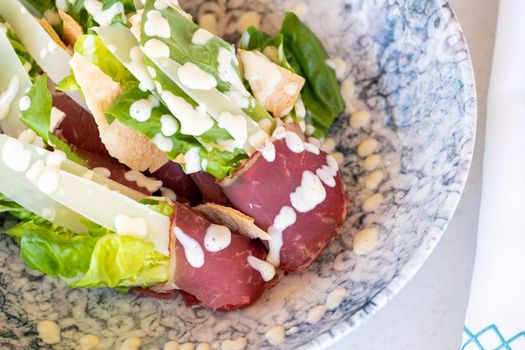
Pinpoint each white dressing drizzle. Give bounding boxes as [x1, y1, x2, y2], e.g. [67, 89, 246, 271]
[0, 76, 19, 121]
[130, 94, 159, 122]
[258, 139, 276, 162]
[144, 10, 170, 38]
[173, 226, 205, 268]
[128, 46, 155, 91]
[153, 133, 173, 152]
[218, 111, 248, 149]
[178, 62, 217, 90]
[247, 255, 275, 281]
[183, 147, 201, 173]
[204, 224, 231, 252]
[191, 28, 214, 46]
[18, 95, 31, 111]
[290, 171, 326, 213]
[217, 47, 246, 93]
[1, 138, 32, 172]
[267, 206, 296, 266]
[93, 167, 111, 178]
[84, 0, 126, 27]
[124, 170, 163, 192]
[241, 50, 282, 105]
[143, 39, 170, 58]
[160, 114, 179, 136]
[284, 131, 304, 153]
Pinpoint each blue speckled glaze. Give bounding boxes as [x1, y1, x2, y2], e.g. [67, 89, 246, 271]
[0, 0, 475, 349]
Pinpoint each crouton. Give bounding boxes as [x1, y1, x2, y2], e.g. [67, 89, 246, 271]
[38, 18, 71, 54]
[58, 11, 84, 47]
[195, 202, 271, 240]
[70, 53, 168, 172]
[238, 49, 305, 118]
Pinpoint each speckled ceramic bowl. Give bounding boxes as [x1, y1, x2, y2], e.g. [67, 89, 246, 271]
[0, 0, 476, 349]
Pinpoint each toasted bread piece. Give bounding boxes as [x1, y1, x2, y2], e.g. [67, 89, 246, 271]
[239, 49, 305, 118]
[38, 18, 71, 54]
[58, 11, 84, 47]
[195, 202, 271, 240]
[70, 53, 168, 172]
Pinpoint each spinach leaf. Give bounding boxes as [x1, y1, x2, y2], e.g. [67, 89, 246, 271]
[281, 12, 345, 136]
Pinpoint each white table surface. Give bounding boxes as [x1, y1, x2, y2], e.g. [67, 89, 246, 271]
[332, 1, 498, 349]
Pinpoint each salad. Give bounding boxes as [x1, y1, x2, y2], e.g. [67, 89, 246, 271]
[0, 0, 347, 311]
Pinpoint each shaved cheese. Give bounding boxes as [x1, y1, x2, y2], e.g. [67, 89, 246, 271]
[0, 0, 87, 110]
[0, 30, 30, 136]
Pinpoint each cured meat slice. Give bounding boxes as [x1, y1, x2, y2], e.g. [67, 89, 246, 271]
[220, 135, 348, 272]
[171, 202, 269, 310]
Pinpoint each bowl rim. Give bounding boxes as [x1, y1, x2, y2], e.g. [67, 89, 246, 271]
[306, 1, 477, 349]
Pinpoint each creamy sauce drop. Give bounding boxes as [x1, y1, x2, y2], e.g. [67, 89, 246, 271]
[307, 305, 327, 324]
[357, 138, 378, 158]
[0, 76, 19, 121]
[157, 87, 214, 136]
[284, 131, 304, 153]
[85, 0, 126, 26]
[350, 109, 371, 129]
[130, 94, 160, 122]
[326, 287, 347, 310]
[2, 138, 32, 172]
[248, 130, 269, 149]
[258, 139, 276, 162]
[363, 154, 381, 171]
[93, 167, 111, 178]
[284, 82, 298, 96]
[159, 114, 179, 137]
[183, 147, 201, 174]
[173, 227, 205, 268]
[19, 95, 31, 111]
[265, 325, 286, 346]
[115, 214, 148, 239]
[153, 133, 174, 152]
[124, 170, 163, 192]
[192, 28, 214, 46]
[290, 171, 326, 213]
[144, 39, 171, 58]
[37, 320, 61, 344]
[221, 337, 247, 350]
[364, 170, 384, 190]
[362, 193, 383, 212]
[316, 165, 337, 188]
[204, 224, 231, 252]
[267, 206, 296, 266]
[119, 337, 142, 350]
[160, 186, 177, 201]
[303, 142, 320, 155]
[218, 111, 248, 149]
[144, 10, 170, 38]
[247, 255, 275, 281]
[178, 62, 217, 90]
[353, 227, 379, 255]
[225, 91, 250, 109]
[79, 334, 101, 350]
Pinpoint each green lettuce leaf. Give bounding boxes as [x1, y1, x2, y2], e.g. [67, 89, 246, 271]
[2, 201, 169, 288]
[74, 34, 136, 87]
[106, 82, 246, 178]
[141, 0, 273, 124]
[20, 74, 52, 142]
[139, 197, 175, 217]
[20, 74, 88, 166]
[3, 21, 41, 80]
[280, 12, 345, 136]
[72, 234, 169, 288]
